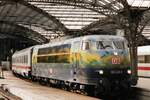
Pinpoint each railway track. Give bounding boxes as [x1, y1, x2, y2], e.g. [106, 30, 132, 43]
[0, 86, 22, 100]
[13, 75, 150, 100]
[132, 87, 150, 100]
[111, 87, 150, 100]
[1, 72, 150, 100]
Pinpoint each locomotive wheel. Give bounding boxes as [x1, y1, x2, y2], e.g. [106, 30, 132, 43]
[68, 83, 79, 93]
[31, 76, 37, 82]
[85, 85, 95, 96]
[69, 83, 75, 92]
[119, 80, 131, 96]
[95, 78, 111, 97]
[46, 79, 52, 87]
[61, 82, 69, 91]
[38, 77, 46, 85]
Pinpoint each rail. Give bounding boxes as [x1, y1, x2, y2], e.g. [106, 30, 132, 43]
[0, 86, 22, 100]
[0, 67, 4, 78]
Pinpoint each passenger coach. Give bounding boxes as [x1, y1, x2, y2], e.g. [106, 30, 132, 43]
[138, 46, 150, 78]
[12, 47, 33, 77]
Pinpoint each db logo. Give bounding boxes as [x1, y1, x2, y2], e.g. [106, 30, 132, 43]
[112, 57, 120, 64]
[49, 68, 53, 74]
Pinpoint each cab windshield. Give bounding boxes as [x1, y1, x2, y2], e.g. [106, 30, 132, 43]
[96, 41, 125, 50]
[113, 41, 125, 49]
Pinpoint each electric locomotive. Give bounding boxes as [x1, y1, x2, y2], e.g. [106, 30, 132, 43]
[12, 35, 131, 96]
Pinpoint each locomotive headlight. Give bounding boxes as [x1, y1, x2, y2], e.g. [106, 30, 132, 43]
[127, 70, 131, 74]
[99, 70, 104, 74]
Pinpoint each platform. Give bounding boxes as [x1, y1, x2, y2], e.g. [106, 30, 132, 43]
[0, 71, 150, 100]
[137, 78, 150, 90]
[0, 71, 99, 100]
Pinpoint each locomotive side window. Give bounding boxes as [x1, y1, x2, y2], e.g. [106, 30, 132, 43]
[82, 41, 90, 50]
[37, 44, 71, 63]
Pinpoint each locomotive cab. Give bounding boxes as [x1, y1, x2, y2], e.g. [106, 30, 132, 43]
[78, 35, 131, 95]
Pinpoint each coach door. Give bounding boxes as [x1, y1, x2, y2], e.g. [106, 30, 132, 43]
[72, 41, 80, 81]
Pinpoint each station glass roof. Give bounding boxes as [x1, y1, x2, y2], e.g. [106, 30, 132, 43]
[26, 0, 150, 40]
[0, 0, 150, 43]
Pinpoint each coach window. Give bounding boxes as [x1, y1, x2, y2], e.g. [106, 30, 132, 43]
[19, 56, 21, 63]
[23, 56, 25, 63]
[22, 56, 23, 63]
[138, 55, 145, 63]
[145, 55, 150, 63]
[21, 56, 23, 63]
[23, 56, 24, 63]
[26, 55, 28, 63]
[82, 41, 90, 50]
[18, 57, 20, 63]
[24, 56, 26, 63]
[24, 56, 25, 63]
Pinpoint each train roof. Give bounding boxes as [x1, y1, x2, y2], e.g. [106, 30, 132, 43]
[12, 46, 35, 57]
[138, 45, 150, 55]
[81, 35, 125, 41]
[34, 35, 125, 49]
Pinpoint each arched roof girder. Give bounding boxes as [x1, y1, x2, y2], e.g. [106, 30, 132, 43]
[81, 17, 116, 32]
[0, 21, 48, 43]
[0, 0, 68, 34]
[26, 0, 122, 17]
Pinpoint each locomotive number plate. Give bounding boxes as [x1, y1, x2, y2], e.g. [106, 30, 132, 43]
[112, 57, 120, 64]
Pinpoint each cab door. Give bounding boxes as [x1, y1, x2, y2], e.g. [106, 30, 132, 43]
[72, 41, 80, 81]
